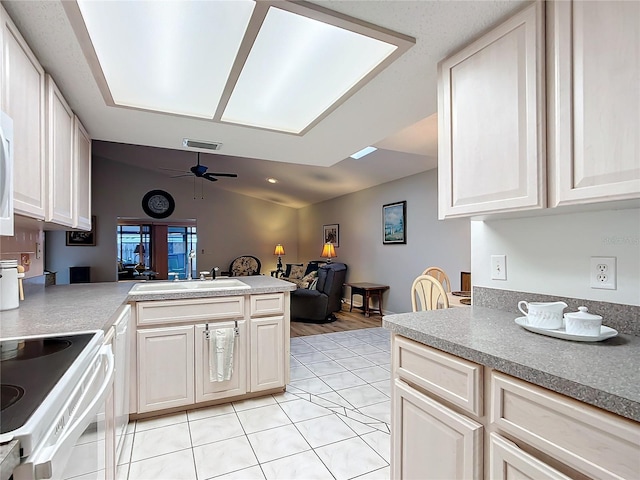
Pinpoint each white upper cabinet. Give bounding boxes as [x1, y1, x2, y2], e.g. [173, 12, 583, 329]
[45, 75, 75, 227]
[1, 6, 92, 228]
[74, 116, 91, 230]
[547, 1, 640, 206]
[438, 2, 545, 218]
[1, 5, 46, 220]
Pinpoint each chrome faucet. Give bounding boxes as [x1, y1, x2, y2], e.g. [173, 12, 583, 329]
[210, 266, 219, 279]
[187, 250, 196, 281]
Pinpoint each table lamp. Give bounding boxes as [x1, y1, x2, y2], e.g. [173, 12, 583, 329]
[321, 243, 336, 263]
[274, 244, 285, 277]
[134, 244, 146, 272]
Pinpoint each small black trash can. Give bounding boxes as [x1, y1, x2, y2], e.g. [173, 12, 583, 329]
[69, 266, 90, 284]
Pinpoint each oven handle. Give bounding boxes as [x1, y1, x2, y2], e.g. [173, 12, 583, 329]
[13, 345, 114, 480]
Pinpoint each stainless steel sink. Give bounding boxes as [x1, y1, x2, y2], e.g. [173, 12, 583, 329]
[128, 278, 250, 294]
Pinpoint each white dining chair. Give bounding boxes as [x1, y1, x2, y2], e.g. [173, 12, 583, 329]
[422, 266, 452, 293]
[411, 274, 450, 311]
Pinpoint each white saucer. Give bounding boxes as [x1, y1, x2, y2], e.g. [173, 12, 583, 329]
[515, 317, 618, 342]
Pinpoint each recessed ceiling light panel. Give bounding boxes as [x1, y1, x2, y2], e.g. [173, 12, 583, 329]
[221, 7, 398, 133]
[77, 0, 255, 118]
[350, 146, 378, 159]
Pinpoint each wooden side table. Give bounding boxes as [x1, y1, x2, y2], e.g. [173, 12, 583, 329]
[346, 282, 390, 317]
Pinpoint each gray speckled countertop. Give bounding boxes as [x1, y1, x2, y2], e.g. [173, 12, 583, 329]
[0, 440, 18, 480]
[0, 277, 295, 339]
[0, 282, 135, 338]
[383, 306, 640, 422]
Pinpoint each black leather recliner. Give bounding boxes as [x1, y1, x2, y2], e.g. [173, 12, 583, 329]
[290, 262, 347, 323]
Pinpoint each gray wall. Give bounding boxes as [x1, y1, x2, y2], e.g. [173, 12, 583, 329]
[297, 170, 471, 314]
[46, 155, 299, 283]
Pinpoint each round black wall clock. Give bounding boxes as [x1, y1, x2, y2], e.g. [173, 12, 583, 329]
[142, 190, 175, 219]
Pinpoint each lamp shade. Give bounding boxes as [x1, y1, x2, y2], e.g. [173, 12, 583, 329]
[320, 243, 336, 259]
[274, 244, 285, 256]
[134, 244, 145, 254]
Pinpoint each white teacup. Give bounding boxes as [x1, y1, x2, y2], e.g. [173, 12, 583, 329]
[518, 301, 567, 329]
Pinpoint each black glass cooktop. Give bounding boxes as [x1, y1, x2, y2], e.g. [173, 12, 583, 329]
[0, 333, 95, 434]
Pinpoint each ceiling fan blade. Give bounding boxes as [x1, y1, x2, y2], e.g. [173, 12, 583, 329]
[207, 172, 238, 178]
[202, 173, 219, 182]
[160, 167, 188, 173]
[170, 174, 193, 178]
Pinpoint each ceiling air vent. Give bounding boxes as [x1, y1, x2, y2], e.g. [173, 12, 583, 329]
[182, 138, 223, 151]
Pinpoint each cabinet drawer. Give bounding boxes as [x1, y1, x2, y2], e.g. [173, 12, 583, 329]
[491, 372, 640, 480]
[489, 433, 571, 480]
[137, 297, 244, 326]
[250, 293, 284, 317]
[393, 335, 482, 417]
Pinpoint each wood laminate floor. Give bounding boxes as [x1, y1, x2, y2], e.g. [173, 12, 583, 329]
[290, 304, 383, 338]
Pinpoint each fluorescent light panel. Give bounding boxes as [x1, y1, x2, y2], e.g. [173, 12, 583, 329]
[350, 146, 377, 159]
[77, 0, 255, 118]
[221, 7, 398, 133]
[73, 1, 413, 135]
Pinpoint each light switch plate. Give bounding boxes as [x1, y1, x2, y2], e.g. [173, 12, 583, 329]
[491, 255, 507, 280]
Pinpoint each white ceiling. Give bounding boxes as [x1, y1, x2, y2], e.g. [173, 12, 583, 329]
[2, 0, 528, 208]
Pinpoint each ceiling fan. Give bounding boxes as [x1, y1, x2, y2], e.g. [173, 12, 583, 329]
[162, 152, 238, 182]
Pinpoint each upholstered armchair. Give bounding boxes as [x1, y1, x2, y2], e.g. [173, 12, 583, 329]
[290, 262, 347, 323]
[228, 255, 262, 276]
[281, 261, 327, 286]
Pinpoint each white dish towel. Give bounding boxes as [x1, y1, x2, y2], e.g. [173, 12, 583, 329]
[209, 328, 235, 382]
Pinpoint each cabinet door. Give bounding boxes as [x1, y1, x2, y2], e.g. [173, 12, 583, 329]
[1, 6, 46, 219]
[392, 379, 483, 480]
[249, 316, 284, 392]
[438, 2, 545, 218]
[490, 433, 572, 480]
[137, 325, 194, 413]
[195, 321, 247, 403]
[548, 1, 640, 206]
[73, 116, 92, 230]
[45, 75, 74, 227]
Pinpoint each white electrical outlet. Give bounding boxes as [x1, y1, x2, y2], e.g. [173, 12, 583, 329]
[491, 255, 507, 280]
[590, 256, 616, 290]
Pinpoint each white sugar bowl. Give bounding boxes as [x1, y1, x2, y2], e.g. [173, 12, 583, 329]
[564, 306, 603, 336]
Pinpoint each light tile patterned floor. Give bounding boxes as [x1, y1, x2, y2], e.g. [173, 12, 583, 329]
[117, 328, 391, 480]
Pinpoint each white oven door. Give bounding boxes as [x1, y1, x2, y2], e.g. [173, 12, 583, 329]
[13, 345, 114, 480]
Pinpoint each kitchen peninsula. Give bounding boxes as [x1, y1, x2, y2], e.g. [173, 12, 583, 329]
[0, 276, 296, 478]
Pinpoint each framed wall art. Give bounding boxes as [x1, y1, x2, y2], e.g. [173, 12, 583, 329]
[383, 201, 406, 244]
[323, 224, 339, 247]
[66, 216, 96, 246]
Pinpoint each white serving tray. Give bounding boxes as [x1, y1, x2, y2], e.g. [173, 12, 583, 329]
[515, 317, 618, 342]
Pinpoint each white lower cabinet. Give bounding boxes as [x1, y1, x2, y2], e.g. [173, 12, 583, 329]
[134, 293, 288, 415]
[491, 371, 640, 479]
[250, 316, 284, 392]
[137, 325, 195, 413]
[391, 334, 640, 480]
[392, 378, 483, 480]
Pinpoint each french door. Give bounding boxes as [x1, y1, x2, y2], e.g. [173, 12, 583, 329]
[117, 220, 196, 280]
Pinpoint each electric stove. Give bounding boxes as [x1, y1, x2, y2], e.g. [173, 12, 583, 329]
[0, 331, 104, 456]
